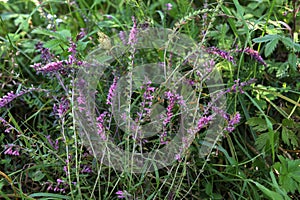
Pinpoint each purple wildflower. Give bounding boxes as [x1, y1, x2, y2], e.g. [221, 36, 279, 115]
[225, 112, 241, 132]
[206, 46, 235, 64]
[0, 91, 24, 108]
[76, 28, 86, 41]
[119, 31, 127, 45]
[139, 81, 155, 117]
[160, 91, 186, 144]
[0, 117, 16, 133]
[106, 76, 118, 105]
[67, 39, 77, 65]
[81, 165, 92, 173]
[4, 144, 20, 156]
[35, 42, 54, 63]
[97, 111, 108, 140]
[106, 15, 113, 19]
[199, 59, 215, 78]
[33, 61, 64, 73]
[160, 131, 168, 144]
[46, 182, 53, 191]
[163, 91, 176, 126]
[128, 16, 138, 46]
[165, 3, 172, 11]
[116, 190, 127, 199]
[226, 78, 256, 94]
[197, 115, 213, 130]
[238, 47, 267, 66]
[57, 178, 64, 185]
[175, 153, 181, 161]
[212, 106, 229, 120]
[53, 97, 69, 118]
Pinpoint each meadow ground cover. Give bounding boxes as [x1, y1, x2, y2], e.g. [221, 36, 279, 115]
[0, 0, 300, 199]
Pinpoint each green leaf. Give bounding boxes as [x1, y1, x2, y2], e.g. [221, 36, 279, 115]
[255, 131, 279, 154]
[276, 63, 288, 78]
[30, 170, 45, 182]
[253, 34, 279, 43]
[252, 181, 283, 200]
[246, 117, 268, 132]
[280, 36, 300, 52]
[32, 29, 71, 43]
[288, 53, 297, 70]
[264, 38, 279, 57]
[43, 39, 63, 49]
[281, 36, 294, 49]
[29, 193, 71, 199]
[282, 119, 295, 128]
[233, 0, 245, 17]
[273, 156, 300, 193]
[281, 127, 298, 147]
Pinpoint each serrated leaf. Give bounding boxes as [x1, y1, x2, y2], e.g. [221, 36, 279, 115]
[32, 29, 70, 43]
[293, 43, 300, 52]
[255, 132, 269, 151]
[253, 98, 268, 110]
[77, 41, 89, 51]
[273, 157, 300, 193]
[288, 53, 297, 70]
[281, 36, 294, 49]
[276, 64, 288, 78]
[253, 34, 279, 43]
[43, 39, 62, 49]
[281, 127, 298, 147]
[255, 131, 279, 153]
[233, 0, 245, 17]
[246, 117, 268, 132]
[282, 119, 295, 128]
[265, 38, 279, 57]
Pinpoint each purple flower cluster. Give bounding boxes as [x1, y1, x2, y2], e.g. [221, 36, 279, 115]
[81, 165, 92, 173]
[106, 76, 118, 105]
[128, 16, 138, 46]
[4, 144, 20, 156]
[45, 179, 76, 193]
[225, 112, 241, 132]
[66, 40, 77, 65]
[197, 115, 213, 130]
[0, 89, 35, 108]
[165, 3, 172, 11]
[32, 30, 86, 74]
[163, 91, 185, 126]
[35, 42, 54, 63]
[76, 28, 86, 41]
[116, 190, 130, 199]
[161, 91, 186, 144]
[0, 117, 16, 133]
[196, 59, 215, 79]
[206, 46, 235, 64]
[119, 31, 127, 45]
[238, 47, 267, 66]
[225, 78, 256, 94]
[32, 60, 64, 73]
[0, 91, 20, 108]
[138, 81, 155, 118]
[96, 111, 108, 140]
[53, 97, 70, 118]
